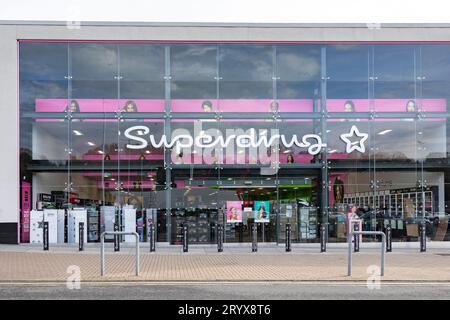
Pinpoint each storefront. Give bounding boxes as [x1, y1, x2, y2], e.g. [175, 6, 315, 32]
[1, 22, 450, 244]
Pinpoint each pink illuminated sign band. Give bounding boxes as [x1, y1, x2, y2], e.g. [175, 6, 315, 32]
[35, 98, 447, 113]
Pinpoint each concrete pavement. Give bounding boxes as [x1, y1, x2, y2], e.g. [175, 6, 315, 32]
[0, 243, 449, 282]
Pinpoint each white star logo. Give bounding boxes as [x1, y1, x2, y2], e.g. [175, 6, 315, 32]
[340, 125, 369, 153]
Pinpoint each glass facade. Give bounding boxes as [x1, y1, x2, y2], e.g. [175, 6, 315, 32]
[19, 41, 450, 245]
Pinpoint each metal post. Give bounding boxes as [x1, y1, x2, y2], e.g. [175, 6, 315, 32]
[217, 224, 223, 252]
[149, 223, 156, 252]
[354, 223, 360, 253]
[238, 223, 243, 242]
[252, 223, 257, 252]
[100, 231, 139, 277]
[419, 222, 426, 252]
[347, 222, 385, 277]
[114, 223, 120, 252]
[100, 232, 105, 276]
[135, 231, 140, 276]
[347, 221, 352, 276]
[320, 223, 327, 253]
[43, 221, 49, 251]
[262, 223, 265, 243]
[79, 222, 84, 251]
[386, 225, 392, 252]
[182, 224, 188, 253]
[285, 223, 291, 252]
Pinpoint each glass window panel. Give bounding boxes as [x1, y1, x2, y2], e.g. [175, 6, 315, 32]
[170, 44, 218, 109]
[373, 44, 416, 101]
[119, 44, 165, 99]
[219, 44, 273, 100]
[276, 44, 321, 101]
[71, 43, 118, 101]
[326, 44, 369, 102]
[420, 44, 450, 112]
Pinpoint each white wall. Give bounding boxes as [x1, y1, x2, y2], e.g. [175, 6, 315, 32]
[0, 26, 19, 233]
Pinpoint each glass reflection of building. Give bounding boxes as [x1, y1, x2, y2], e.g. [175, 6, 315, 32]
[19, 42, 450, 245]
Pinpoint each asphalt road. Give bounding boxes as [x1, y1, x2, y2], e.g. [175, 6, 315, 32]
[1, 282, 449, 300]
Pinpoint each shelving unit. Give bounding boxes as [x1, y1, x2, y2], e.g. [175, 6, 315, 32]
[172, 209, 218, 244]
[87, 206, 99, 242]
[279, 202, 298, 241]
[298, 207, 318, 240]
[343, 186, 437, 218]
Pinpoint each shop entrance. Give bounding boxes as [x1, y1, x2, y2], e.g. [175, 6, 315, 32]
[220, 176, 320, 244]
[169, 167, 321, 245]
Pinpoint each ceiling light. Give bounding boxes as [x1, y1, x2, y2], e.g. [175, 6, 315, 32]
[283, 150, 290, 154]
[73, 130, 83, 136]
[98, 150, 104, 154]
[377, 129, 392, 135]
[328, 149, 338, 154]
[145, 150, 150, 154]
[87, 141, 95, 146]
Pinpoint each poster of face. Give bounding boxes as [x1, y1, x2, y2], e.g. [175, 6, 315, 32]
[254, 201, 270, 223]
[226, 201, 242, 223]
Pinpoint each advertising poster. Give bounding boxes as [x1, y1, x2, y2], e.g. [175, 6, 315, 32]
[21, 181, 31, 243]
[254, 201, 270, 223]
[226, 201, 242, 223]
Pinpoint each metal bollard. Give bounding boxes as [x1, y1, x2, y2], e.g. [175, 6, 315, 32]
[217, 224, 223, 252]
[43, 221, 49, 251]
[252, 223, 257, 252]
[149, 223, 156, 252]
[183, 224, 188, 253]
[114, 223, 120, 252]
[419, 222, 426, 252]
[79, 222, 84, 251]
[285, 223, 291, 252]
[353, 223, 360, 253]
[320, 223, 327, 253]
[386, 225, 392, 252]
